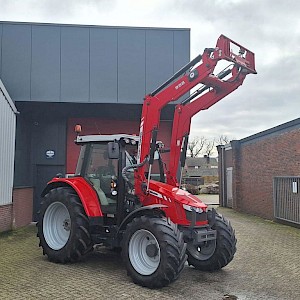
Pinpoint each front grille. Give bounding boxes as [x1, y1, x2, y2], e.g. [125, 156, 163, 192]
[185, 210, 207, 222]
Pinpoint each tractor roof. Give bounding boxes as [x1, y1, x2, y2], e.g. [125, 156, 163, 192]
[76, 134, 139, 144]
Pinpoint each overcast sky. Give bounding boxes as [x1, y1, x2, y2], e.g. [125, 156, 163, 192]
[1, 0, 299, 142]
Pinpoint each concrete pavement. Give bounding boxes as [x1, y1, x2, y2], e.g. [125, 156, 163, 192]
[0, 207, 299, 300]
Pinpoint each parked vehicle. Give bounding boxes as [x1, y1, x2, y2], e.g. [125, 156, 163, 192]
[37, 35, 256, 288]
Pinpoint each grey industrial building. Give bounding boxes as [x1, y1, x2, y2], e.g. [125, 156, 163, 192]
[0, 79, 17, 231]
[0, 21, 190, 231]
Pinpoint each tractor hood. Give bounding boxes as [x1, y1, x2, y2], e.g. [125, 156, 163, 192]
[148, 180, 207, 211]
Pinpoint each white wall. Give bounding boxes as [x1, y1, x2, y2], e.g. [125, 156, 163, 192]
[0, 79, 17, 205]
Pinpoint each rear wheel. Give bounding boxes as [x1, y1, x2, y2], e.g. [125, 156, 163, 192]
[187, 212, 236, 271]
[37, 187, 92, 263]
[122, 215, 186, 288]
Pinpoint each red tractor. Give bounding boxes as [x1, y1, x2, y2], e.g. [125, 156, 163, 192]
[37, 35, 256, 288]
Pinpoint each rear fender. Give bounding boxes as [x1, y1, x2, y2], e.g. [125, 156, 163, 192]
[118, 204, 167, 233]
[41, 177, 103, 217]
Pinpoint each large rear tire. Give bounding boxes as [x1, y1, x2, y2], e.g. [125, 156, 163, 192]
[122, 215, 186, 288]
[187, 212, 236, 271]
[37, 187, 92, 263]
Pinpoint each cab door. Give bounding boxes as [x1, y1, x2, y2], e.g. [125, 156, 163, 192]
[83, 143, 119, 215]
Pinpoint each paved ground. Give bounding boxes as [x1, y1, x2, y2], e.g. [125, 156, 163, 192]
[0, 207, 299, 300]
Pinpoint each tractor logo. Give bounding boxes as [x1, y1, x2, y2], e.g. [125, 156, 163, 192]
[175, 80, 185, 90]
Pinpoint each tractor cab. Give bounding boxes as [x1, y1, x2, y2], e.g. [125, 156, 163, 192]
[74, 134, 140, 223]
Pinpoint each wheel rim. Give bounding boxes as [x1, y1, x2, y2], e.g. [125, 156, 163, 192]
[188, 240, 216, 260]
[128, 229, 160, 275]
[43, 202, 71, 250]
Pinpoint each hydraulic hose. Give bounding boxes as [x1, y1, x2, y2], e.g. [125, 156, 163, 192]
[122, 156, 148, 183]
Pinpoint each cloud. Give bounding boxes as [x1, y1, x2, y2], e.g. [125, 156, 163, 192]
[191, 52, 300, 141]
[0, 0, 299, 143]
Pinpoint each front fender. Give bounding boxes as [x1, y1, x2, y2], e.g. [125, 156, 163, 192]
[41, 177, 103, 217]
[117, 204, 167, 233]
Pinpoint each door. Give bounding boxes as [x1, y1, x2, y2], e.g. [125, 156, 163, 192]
[31, 119, 67, 221]
[226, 167, 233, 208]
[84, 143, 118, 214]
[33, 165, 65, 221]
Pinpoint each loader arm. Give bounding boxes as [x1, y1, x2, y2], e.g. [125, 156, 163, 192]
[166, 64, 249, 186]
[135, 35, 256, 199]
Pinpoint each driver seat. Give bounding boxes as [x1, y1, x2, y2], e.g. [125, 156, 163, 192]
[89, 178, 109, 206]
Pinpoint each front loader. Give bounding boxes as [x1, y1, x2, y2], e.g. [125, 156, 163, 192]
[37, 35, 256, 288]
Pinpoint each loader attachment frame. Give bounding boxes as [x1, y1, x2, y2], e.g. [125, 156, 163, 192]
[135, 34, 256, 197]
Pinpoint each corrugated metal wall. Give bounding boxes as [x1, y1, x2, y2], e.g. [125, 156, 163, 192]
[0, 79, 17, 205]
[0, 22, 190, 104]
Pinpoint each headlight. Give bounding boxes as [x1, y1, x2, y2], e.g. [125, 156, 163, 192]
[183, 204, 203, 214]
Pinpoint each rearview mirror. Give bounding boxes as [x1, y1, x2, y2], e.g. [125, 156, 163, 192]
[108, 142, 119, 159]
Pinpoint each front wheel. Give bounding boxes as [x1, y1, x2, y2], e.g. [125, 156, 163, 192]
[122, 215, 186, 288]
[187, 212, 236, 271]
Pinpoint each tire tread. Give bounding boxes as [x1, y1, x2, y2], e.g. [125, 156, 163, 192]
[37, 187, 92, 264]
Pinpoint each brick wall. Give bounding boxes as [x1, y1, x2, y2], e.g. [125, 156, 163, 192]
[12, 187, 33, 229]
[0, 204, 13, 232]
[235, 128, 300, 220]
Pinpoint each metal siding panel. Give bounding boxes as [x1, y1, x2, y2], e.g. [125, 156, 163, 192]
[14, 116, 32, 187]
[174, 30, 190, 103]
[9, 111, 16, 202]
[173, 30, 190, 71]
[90, 28, 118, 103]
[146, 30, 174, 94]
[0, 88, 15, 205]
[0, 23, 190, 105]
[61, 27, 89, 102]
[0, 95, 3, 204]
[118, 29, 145, 104]
[0, 24, 2, 77]
[31, 25, 60, 101]
[1, 24, 31, 101]
[0, 93, 6, 205]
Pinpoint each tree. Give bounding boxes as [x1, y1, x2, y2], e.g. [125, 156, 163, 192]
[188, 136, 206, 157]
[187, 135, 233, 158]
[217, 134, 230, 145]
[203, 138, 215, 157]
